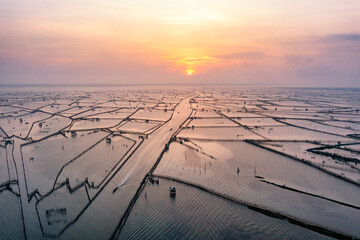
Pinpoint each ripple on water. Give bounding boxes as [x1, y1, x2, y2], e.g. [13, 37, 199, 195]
[0, 190, 25, 240]
[118, 179, 331, 240]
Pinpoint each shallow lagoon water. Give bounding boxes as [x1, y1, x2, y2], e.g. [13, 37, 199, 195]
[119, 179, 331, 240]
[155, 141, 360, 237]
[1, 87, 360, 239]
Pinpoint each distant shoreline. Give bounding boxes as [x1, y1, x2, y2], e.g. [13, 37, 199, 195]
[0, 84, 359, 90]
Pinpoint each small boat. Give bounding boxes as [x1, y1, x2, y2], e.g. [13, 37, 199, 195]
[150, 177, 155, 184]
[169, 186, 176, 197]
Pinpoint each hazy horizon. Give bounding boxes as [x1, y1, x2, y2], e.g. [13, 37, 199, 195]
[1, 0, 360, 87]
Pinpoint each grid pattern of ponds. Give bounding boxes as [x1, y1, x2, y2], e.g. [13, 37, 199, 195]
[0, 87, 359, 239]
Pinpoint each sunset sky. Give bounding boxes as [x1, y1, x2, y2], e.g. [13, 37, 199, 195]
[1, 0, 360, 86]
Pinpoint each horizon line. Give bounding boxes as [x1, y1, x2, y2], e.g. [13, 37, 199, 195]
[1, 83, 360, 89]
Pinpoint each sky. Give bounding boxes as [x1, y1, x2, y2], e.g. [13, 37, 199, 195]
[1, 0, 360, 87]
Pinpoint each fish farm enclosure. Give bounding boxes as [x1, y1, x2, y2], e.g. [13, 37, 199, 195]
[0, 87, 360, 240]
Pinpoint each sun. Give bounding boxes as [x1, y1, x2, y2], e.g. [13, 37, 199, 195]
[186, 69, 194, 75]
